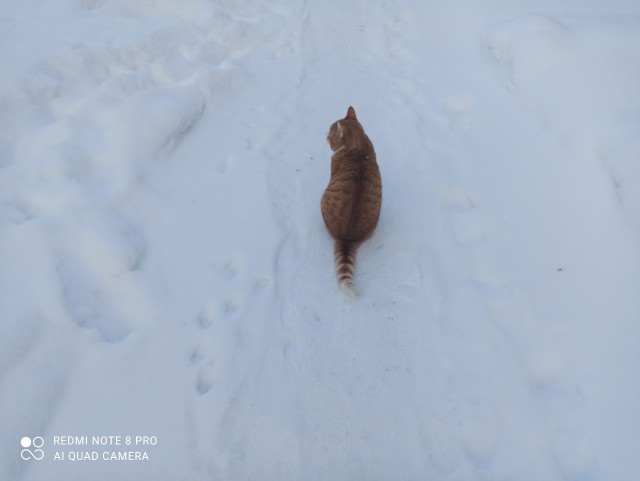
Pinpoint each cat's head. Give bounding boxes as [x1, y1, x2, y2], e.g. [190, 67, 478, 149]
[327, 106, 360, 151]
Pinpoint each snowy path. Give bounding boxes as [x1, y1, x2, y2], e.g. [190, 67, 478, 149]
[1, 1, 639, 480]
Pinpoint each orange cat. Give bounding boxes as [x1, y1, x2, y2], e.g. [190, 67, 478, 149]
[321, 106, 382, 297]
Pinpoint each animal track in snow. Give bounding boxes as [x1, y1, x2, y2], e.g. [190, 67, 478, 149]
[195, 360, 217, 395]
[223, 295, 244, 317]
[223, 257, 243, 280]
[192, 305, 221, 396]
[190, 342, 208, 364]
[190, 256, 271, 396]
[197, 302, 218, 330]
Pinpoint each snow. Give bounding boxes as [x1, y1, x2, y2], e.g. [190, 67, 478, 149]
[1, 0, 639, 480]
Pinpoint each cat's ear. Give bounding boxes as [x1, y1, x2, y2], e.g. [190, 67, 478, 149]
[337, 121, 344, 138]
[346, 106, 357, 120]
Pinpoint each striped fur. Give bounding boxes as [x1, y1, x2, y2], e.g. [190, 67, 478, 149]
[321, 106, 382, 297]
[334, 240, 359, 298]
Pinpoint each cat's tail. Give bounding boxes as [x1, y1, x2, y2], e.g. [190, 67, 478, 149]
[334, 240, 360, 298]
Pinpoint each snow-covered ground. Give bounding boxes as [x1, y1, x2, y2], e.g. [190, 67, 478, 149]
[1, 1, 639, 480]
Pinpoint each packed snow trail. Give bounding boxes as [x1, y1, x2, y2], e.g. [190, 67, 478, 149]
[1, 1, 639, 480]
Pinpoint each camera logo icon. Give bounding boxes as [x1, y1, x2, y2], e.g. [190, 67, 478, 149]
[20, 437, 44, 460]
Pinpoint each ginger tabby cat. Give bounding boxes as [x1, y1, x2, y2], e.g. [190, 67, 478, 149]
[321, 106, 382, 297]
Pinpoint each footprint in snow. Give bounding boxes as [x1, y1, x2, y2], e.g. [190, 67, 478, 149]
[195, 360, 217, 395]
[197, 302, 218, 329]
[190, 341, 209, 364]
[191, 307, 218, 396]
[190, 258, 271, 396]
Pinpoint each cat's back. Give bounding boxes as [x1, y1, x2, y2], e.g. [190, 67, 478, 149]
[322, 122, 381, 242]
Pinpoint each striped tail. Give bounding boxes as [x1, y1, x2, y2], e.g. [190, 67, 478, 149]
[334, 240, 359, 298]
